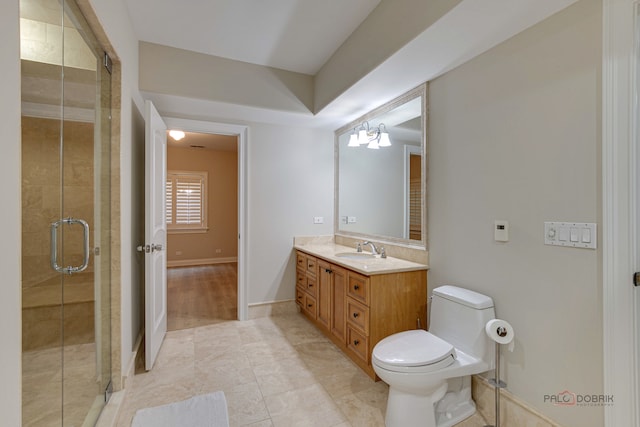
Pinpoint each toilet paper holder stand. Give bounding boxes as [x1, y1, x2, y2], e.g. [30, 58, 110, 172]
[485, 326, 508, 427]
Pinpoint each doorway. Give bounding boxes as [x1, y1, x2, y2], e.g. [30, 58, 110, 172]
[163, 116, 250, 321]
[20, 0, 112, 424]
[404, 145, 422, 241]
[165, 130, 239, 330]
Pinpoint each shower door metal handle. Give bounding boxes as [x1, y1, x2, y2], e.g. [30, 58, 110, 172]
[50, 217, 90, 275]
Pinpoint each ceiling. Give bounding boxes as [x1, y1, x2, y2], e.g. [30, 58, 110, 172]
[124, 0, 382, 75]
[126, 0, 579, 129]
[167, 131, 237, 152]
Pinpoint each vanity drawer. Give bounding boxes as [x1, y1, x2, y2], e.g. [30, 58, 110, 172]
[296, 270, 306, 288]
[346, 298, 369, 335]
[346, 325, 369, 363]
[347, 272, 370, 306]
[306, 256, 317, 276]
[295, 287, 305, 307]
[306, 277, 317, 298]
[296, 252, 306, 270]
[303, 294, 317, 319]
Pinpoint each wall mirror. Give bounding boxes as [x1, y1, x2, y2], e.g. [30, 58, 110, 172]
[335, 83, 427, 249]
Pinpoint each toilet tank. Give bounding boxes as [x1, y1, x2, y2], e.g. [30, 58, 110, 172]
[429, 286, 496, 364]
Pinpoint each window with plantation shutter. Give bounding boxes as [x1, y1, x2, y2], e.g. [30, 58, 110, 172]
[166, 171, 208, 233]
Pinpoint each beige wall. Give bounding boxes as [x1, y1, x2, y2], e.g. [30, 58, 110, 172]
[86, 0, 145, 383]
[0, 0, 22, 423]
[167, 146, 238, 264]
[139, 42, 314, 114]
[428, 1, 602, 426]
[247, 122, 334, 304]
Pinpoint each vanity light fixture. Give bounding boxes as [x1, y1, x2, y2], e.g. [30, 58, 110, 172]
[348, 121, 391, 149]
[169, 130, 185, 141]
[378, 124, 391, 147]
[348, 129, 360, 147]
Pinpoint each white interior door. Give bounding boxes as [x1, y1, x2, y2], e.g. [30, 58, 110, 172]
[636, 33, 640, 427]
[144, 100, 168, 370]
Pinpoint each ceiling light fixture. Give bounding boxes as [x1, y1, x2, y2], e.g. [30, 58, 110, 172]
[169, 130, 185, 141]
[348, 121, 391, 149]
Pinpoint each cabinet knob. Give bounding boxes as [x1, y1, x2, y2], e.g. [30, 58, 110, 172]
[307, 304, 313, 308]
[352, 312, 359, 318]
[353, 340, 360, 346]
[354, 285, 360, 290]
[325, 268, 332, 273]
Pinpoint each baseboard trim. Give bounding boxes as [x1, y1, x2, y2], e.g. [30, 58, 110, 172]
[95, 390, 125, 427]
[123, 332, 143, 389]
[472, 375, 565, 427]
[167, 257, 238, 268]
[248, 300, 298, 319]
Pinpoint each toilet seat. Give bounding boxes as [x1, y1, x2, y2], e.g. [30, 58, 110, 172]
[373, 330, 456, 373]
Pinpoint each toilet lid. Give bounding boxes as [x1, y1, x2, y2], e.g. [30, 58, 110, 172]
[372, 330, 455, 368]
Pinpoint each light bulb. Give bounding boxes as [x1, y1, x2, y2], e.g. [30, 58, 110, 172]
[169, 130, 185, 141]
[358, 129, 368, 144]
[378, 132, 391, 147]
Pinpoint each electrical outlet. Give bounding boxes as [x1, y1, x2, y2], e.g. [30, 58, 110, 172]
[313, 216, 324, 224]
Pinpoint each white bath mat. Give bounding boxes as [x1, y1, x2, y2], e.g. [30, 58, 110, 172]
[131, 391, 229, 427]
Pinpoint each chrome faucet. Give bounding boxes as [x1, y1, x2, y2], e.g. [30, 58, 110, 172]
[362, 241, 379, 255]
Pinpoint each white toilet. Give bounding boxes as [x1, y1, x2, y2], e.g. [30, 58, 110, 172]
[372, 285, 495, 427]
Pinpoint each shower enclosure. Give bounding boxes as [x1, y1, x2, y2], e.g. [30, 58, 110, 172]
[20, 0, 112, 425]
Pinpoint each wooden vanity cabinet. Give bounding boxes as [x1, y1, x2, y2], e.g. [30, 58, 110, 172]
[296, 250, 427, 379]
[296, 252, 318, 319]
[318, 260, 347, 340]
[316, 259, 333, 331]
[330, 265, 347, 343]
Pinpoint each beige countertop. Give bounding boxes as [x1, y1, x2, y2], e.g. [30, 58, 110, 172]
[294, 242, 429, 275]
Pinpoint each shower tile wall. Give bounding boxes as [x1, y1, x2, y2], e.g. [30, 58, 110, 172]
[21, 115, 95, 351]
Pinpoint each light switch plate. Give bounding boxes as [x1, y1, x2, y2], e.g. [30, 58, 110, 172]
[544, 222, 596, 249]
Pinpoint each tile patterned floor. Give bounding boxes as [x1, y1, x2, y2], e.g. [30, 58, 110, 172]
[23, 342, 104, 427]
[116, 313, 488, 427]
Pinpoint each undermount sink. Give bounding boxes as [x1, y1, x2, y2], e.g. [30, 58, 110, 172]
[335, 252, 377, 260]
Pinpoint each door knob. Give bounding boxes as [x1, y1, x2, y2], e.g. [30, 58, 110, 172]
[137, 244, 163, 253]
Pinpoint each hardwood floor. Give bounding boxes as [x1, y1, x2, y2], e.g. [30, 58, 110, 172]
[167, 263, 237, 331]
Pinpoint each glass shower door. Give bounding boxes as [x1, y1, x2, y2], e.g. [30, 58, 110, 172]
[20, 0, 112, 425]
